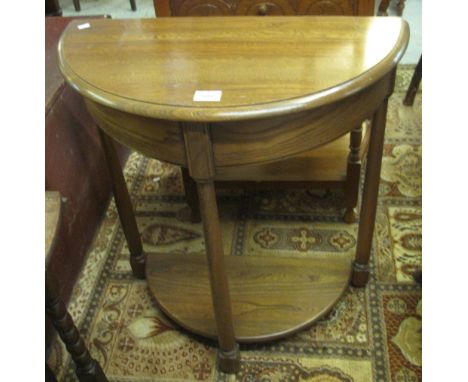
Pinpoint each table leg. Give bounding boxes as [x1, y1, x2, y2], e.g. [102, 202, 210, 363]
[46, 271, 108, 382]
[130, 0, 137, 11]
[377, 0, 391, 16]
[183, 123, 240, 373]
[181, 167, 201, 223]
[197, 181, 240, 373]
[403, 56, 422, 106]
[98, 128, 146, 279]
[73, 0, 81, 12]
[352, 99, 389, 287]
[344, 124, 363, 224]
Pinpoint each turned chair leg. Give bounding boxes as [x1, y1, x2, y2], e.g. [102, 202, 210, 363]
[46, 271, 108, 382]
[403, 56, 422, 106]
[352, 98, 389, 287]
[343, 124, 363, 224]
[181, 167, 202, 223]
[97, 129, 146, 279]
[73, 0, 81, 11]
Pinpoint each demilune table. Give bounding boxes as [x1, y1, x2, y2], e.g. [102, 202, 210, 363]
[58, 16, 409, 373]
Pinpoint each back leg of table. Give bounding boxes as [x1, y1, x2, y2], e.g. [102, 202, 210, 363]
[181, 167, 201, 223]
[46, 271, 108, 382]
[403, 56, 422, 106]
[98, 128, 146, 279]
[344, 124, 363, 224]
[73, 0, 81, 11]
[352, 99, 389, 287]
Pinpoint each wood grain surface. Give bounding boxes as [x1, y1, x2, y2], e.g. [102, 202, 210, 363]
[146, 253, 352, 342]
[58, 17, 409, 122]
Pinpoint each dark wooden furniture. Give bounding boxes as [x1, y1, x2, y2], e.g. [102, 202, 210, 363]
[403, 55, 422, 106]
[46, 16, 129, 312]
[155, 0, 375, 224]
[73, 0, 137, 12]
[154, 0, 374, 16]
[58, 17, 409, 373]
[46, 192, 108, 382]
[46, 0, 62, 16]
[378, 0, 405, 16]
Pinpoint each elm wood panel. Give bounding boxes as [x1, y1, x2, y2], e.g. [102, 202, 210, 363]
[85, 100, 186, 166]
[155, 0, 374, 16]
[213, 122, 369, 182]
[58, 17, 409, 122]
[146, 253, 352, 342]
[211, 74, 391, 167]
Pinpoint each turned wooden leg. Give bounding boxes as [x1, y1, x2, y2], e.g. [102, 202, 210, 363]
[181, 167, 201, 223]
[343, 124, 363, 224]
[377, 0, 391, 16]
[183, 123, 240, 374]
[98, 128, 146, 279]
[352, 99, 389, 287]
[73, 0, 81, 12]
[403, 56, 422, 106]
[46, 271, 108, 382]
[130, 0, 137, 11]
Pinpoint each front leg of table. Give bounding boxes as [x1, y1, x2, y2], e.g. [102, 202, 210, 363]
[97, 128, 146, 279]
[183, 123, 240, 373]
[352, 98, 389, 287]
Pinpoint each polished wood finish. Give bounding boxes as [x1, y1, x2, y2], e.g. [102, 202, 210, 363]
[59, 17, 409, 373]
[352, 95, 390, 286]
[58, 17, 407, 122]
[183, 123, 240, 372]
[45, 192, 108, 382]
[154, 0, 374, 16]
[98, 129, 146, 279]
[147, 254, 352, 340]
[403, 56, 422, 106]
[152, 0, 374, 223]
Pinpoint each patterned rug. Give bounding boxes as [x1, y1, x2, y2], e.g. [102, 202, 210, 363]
[48, 65, 422, 382]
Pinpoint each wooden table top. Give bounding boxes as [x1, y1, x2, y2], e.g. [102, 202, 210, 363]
[59, 16, 409, 122]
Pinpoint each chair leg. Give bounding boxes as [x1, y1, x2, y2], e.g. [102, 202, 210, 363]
[403, 56, 422, 106]
[46, 271, 108, 382]
[130, 0, 137, 11]
[181, 167, 201, 223]
[73, 0, 81, 11]
[343, 124, 363, 224]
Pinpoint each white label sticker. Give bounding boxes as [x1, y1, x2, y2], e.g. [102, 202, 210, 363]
[77, 23, 91, 30]
[193, 90, 222, 102]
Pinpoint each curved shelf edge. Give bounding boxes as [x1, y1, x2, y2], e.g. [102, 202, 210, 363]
[146, 253, 352, 343]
